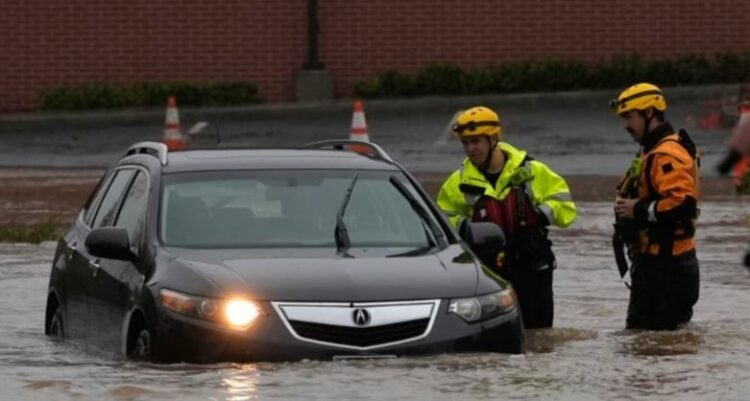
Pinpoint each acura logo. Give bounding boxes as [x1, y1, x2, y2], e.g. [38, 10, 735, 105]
[352, 308, 371, 326]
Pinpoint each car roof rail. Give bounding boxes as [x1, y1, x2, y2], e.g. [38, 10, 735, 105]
[302, 140, 394, 164]
[124, 142, 168, 166]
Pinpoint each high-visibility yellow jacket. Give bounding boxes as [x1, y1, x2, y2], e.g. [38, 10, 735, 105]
[437, 142, 577, 229]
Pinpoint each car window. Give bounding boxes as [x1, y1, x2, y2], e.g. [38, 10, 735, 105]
[82, 171, 115, 226]
[91, 169, 136, 229]
[160, 170, 441, 250]
[114, 170, 149, 246]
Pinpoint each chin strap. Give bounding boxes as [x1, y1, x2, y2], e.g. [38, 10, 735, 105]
[639, 110, 655, 142]
[478, 139, 498, 171]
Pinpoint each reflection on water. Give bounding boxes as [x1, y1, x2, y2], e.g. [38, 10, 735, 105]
[619, 327, 705, 357]
[222, 365, 260, 401]
[526, 327, 599, 354]
[2, 202, 750, 400]
[107, 385, 158, 401]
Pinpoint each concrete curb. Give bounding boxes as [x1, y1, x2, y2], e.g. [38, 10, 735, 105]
[0, 84, 740, 132]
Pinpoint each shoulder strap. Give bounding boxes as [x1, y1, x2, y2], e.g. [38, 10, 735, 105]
[643, 153, 659, 199]
[517, 155, 539, 223]
[677, 129, 697, 160]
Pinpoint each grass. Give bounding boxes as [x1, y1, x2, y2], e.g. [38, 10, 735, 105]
[0, 220, 63, 244]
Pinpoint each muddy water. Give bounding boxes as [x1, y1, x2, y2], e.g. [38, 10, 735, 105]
[2, 201, 749, 401]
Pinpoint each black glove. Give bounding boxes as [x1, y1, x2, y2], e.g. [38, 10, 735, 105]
[717, 150, 742, 176]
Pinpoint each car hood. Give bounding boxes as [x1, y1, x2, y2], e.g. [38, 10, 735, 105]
[171, 245, 481, 302]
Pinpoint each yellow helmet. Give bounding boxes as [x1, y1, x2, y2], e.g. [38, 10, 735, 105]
[452, 106, 502, 138]
[610, 83, 667, 115]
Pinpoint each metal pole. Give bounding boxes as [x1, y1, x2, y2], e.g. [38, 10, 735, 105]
[304, 0, 324, 69]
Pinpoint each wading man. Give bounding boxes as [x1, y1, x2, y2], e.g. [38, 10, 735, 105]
[437, 106, 577, 329]
[611, 83, 700, 330]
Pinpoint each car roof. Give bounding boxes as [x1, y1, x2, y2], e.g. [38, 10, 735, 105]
[160, 148, 402, 173]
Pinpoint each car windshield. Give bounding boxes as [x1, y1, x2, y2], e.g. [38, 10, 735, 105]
[160, 169, 442, 250]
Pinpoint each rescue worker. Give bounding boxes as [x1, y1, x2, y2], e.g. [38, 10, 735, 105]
[437, 106, 577, 329]
[716, 80, 750, 178]
[611, 83, 700, 330]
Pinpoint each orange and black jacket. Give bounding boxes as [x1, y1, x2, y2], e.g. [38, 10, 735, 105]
[629, 122, 700, 257]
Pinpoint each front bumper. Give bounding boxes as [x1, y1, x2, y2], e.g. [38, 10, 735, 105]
[153, 300, 524, 362]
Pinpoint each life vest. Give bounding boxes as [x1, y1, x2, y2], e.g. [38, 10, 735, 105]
[461, 158, 554, 271]
[639, 129, 699, 258]
[616, 126, 700, 259]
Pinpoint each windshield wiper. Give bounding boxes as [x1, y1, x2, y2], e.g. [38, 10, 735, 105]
[388, 176, 446, 250]
[334, 173, 359, 258]
[387, 245, 437, 258]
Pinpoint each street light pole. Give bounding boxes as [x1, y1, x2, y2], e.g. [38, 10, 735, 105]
[304, 0, 324, 69]
[294, 0, 332, 100]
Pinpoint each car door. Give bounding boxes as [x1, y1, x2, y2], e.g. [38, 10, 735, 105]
[59, 170, 114, 340]
[91, 169, 150, 350]
[65, 168, 136, 343]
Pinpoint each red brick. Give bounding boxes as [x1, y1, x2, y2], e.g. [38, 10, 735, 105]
[2, 0, 750, 111]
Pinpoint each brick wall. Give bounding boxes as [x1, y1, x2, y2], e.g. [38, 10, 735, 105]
[2, 0, 749, 112]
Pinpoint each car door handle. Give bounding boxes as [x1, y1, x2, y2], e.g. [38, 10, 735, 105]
[89, 258, 101, 277]
[66, 241, 77, 261]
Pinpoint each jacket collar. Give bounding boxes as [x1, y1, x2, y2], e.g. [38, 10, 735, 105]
[461, 142, 527, 191]
[641, 122, 674, 153]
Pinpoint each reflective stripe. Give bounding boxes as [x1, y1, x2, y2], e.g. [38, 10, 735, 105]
[463, 193, 480, 207]
[523, 178, 534, 201]
[539, 203, 555, 223]
[648, 201, 658, 222]
[549, 192, 573, 202]
[519, 160, 535, 206]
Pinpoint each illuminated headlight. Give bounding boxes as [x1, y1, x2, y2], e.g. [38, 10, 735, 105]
[224, 299, 261, 328]
[448, 289, 516, 322]
[159, 289, 264, 330]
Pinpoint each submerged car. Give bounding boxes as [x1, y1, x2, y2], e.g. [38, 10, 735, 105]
[45, 140, 524, 362]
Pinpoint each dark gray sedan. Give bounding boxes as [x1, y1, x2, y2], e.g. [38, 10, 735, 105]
[44, 140, 524, 362]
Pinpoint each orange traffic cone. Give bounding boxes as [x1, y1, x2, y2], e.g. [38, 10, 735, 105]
[349, 100, 370, 154]
[163, 96, 185, 150]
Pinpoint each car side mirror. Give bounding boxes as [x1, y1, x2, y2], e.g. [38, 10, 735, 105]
[85, 227, 136, 261]
[461, 222, 505, 262]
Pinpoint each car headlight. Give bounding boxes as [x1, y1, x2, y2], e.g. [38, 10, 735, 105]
[448, 289, 517, 323]
[159, 288, 264, 330]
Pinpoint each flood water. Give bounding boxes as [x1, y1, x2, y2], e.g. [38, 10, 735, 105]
[2, 201, 750, 401]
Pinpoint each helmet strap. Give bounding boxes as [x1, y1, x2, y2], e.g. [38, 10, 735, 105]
[479, 136, 498, 171]
[639, 109, 655, 141]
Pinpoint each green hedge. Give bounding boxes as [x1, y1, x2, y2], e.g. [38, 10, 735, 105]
[40, 81, 262, 111]
[354, 53, 750, 98]
[0, 220, 61, 244]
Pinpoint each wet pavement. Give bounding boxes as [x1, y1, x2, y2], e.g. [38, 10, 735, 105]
[0, 85, 739, 176]
[2, 201, 749, 400]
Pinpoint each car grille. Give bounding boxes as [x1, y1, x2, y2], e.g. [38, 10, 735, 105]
[273, 300, 440, 350]
[288, 318, 430, 347]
